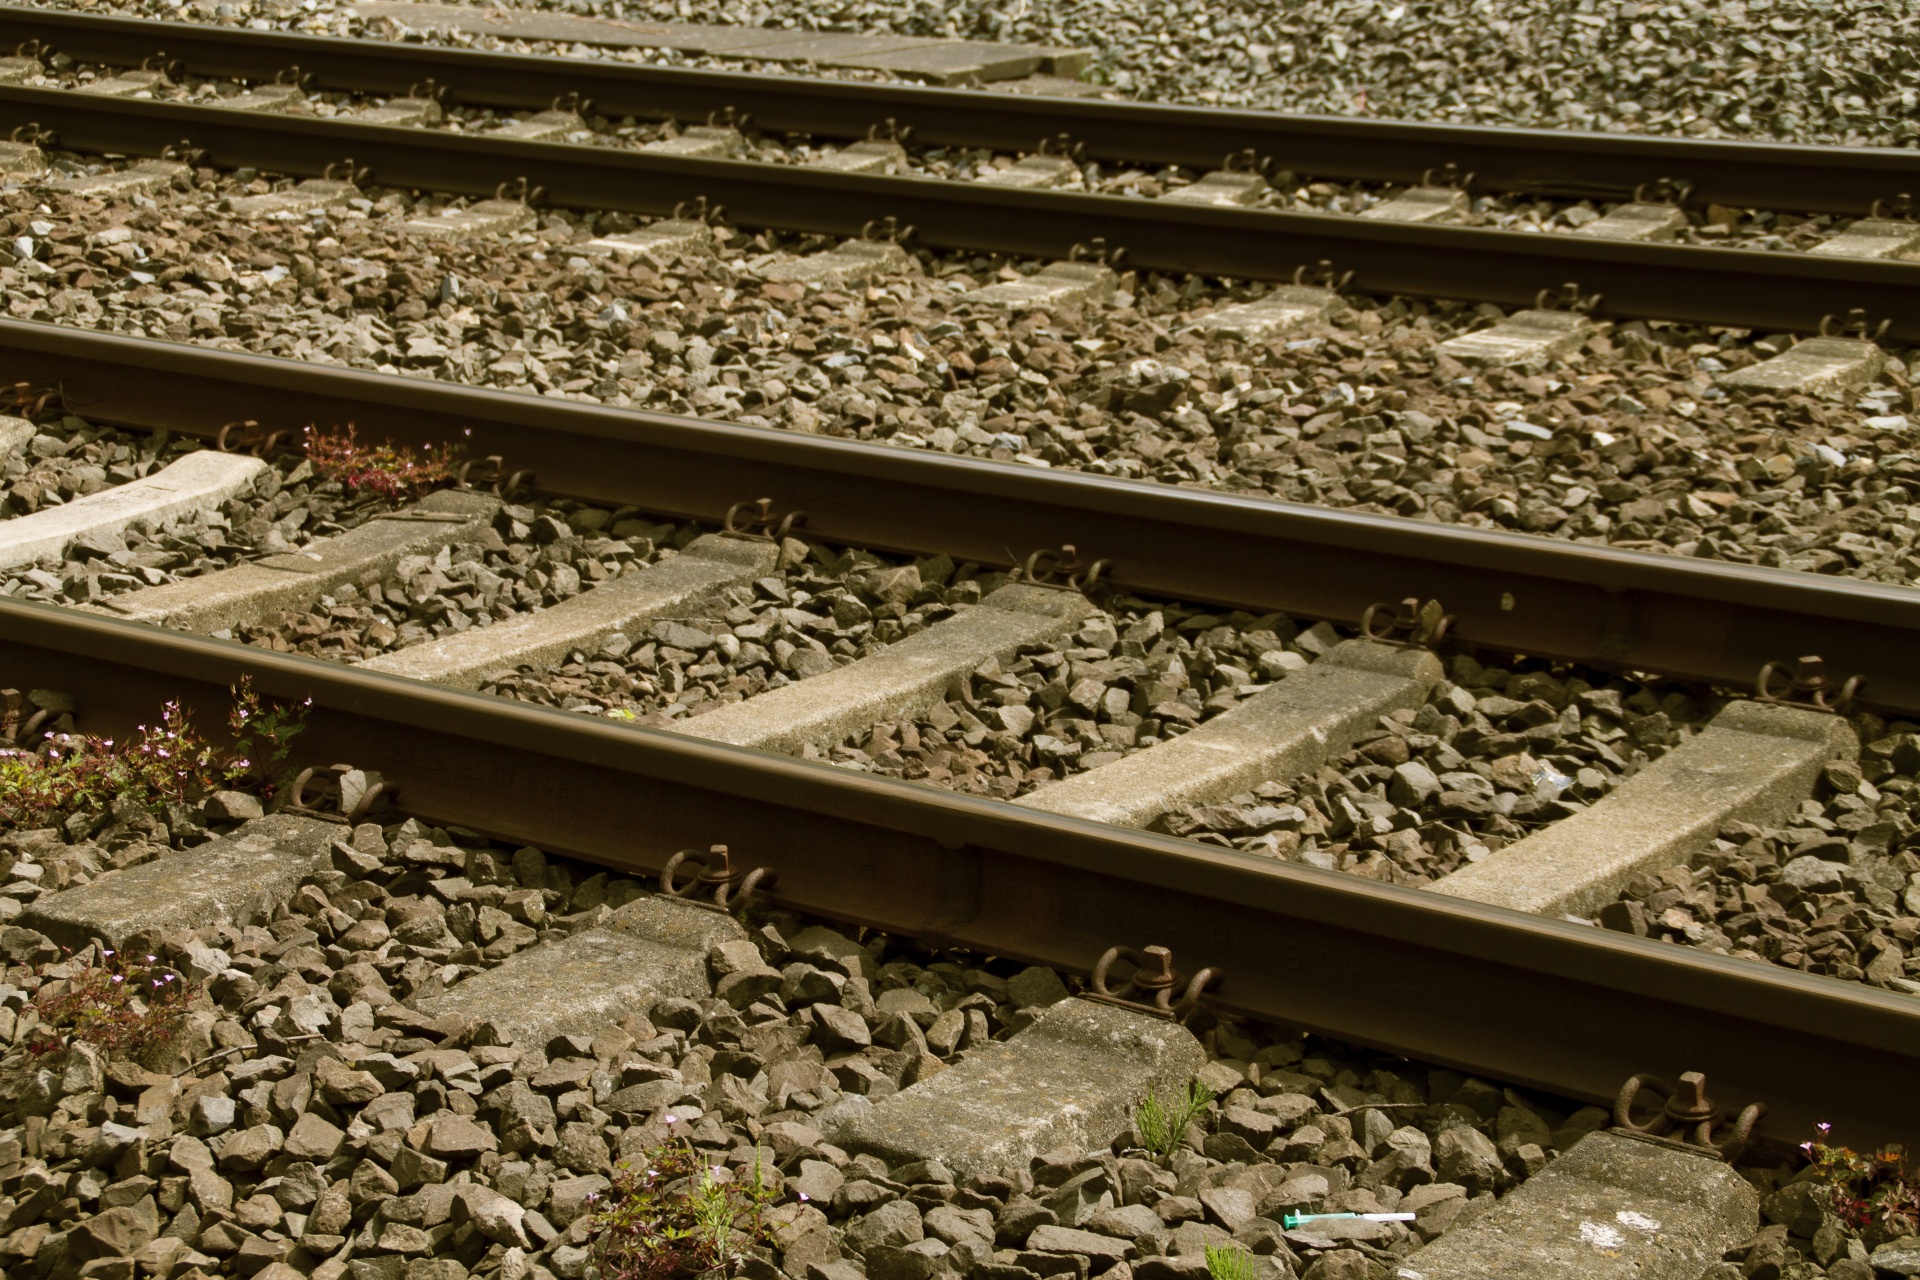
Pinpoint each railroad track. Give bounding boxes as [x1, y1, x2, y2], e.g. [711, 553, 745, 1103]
[0, 8, 1914, 337]
[0, 13, 1917, 1280]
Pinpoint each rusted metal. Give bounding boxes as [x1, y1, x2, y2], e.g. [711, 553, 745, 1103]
[286, 763, 390, 825]
[1011, 544, 1111, 595]
[721, 497, 805, 543]
[1755, 655, 1862, 715]
[1087, 944, 1221, 1021]
[1359, 598, 1454, 648]
[660, 844, 772, 915]
[1612, 1071, 1764, 1162]
[8, 600, 1920, 1147]
[8, 320, 1920, 715]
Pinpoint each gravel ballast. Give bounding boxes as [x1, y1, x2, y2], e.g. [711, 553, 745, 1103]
[0, 779, 1881, 1280]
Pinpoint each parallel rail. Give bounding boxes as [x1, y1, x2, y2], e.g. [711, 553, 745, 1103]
[8, 598, 1920, 1148]
[3, 5, 1917, 214]
[4, 83, 1919, 338]
[13, 319, 1920, 715]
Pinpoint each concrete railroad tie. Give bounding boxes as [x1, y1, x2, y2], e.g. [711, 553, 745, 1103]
[90, 488, 500, 634]
[1431, 698, 1856, 918]
[1019, 640, 1441, 830]
[676, 582, 1096, 756]
[357, 533, 779, 689]
[0, 450, 267, 572]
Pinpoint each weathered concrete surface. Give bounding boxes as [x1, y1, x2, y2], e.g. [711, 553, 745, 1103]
[491, 110, 582, 141]
[967, 262, 1116, 310]
[678, 583, 1095, 756]
[764, 240, 910, 287]
[824, 999, 1204, 1181]
[0, 450, 266, 571]
[976, 154, 1078, 189]
[1577, 204, 1688, 242]
[48, 159, 191, 198]
[1186, 286, 1343, 341]
[233, 179, 362, 219]
[215, 84, 306, 112]
[580, 219, 715, 265]
[1393, 1131, 1758, 1280]
[809, 140, 906, 174]
[20, 815, 337, 949]
[642, 126, 743, 158]
[1160, 172, 1269, 206]
[1718, 337, 1886, 399]
[1361, 187, 1469, 223]
[357, 533, 778, 689]
[1432, 699, 1857, 917]
[0, 56, 39, 85]
[413, 896, 744, 1047]
[1809, 219, 1920, 261]
[1019, 641, 1441, 829]
[357, 97, 443, 127]
[77, 69, 167, 96]
[405, 200, 537, 240]
[1435, 310, 1595, 367]
[92, 488, 498, 634]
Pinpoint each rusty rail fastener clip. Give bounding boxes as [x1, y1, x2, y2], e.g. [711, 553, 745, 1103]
[288, 764, 389, 825]
[661, 844, 770, 915]
[723, 498, 805, 543]
[1360, 597, 1453, 648]
[1087, 945, 1221, 1021]
[1755, 655, 1861, 715]
[1611, 1071, 1764, 1162]
[1011, 544, 1110, 596]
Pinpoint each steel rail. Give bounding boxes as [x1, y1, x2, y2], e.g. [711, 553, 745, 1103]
[9, 318, 1920, 715]
[4, 598, 1918, 1146]
[2, 6, 1917, 214]
[2, 86, 1918, 339]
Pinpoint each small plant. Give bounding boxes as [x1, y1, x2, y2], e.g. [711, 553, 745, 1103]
[0, 678, 308, 829]
[26, 947, 196, 1060]
[1205, 1243, 1259, 1280]
[588, 1137, 780, 1280]
[303, 423, 463, 502]
[1803, 1123, 1920, 1236]
[1135, 1078, 1216, 1158]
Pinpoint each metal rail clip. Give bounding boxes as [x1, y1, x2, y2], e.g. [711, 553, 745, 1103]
[1360, 597, 1454, 648]
[456, 454, 534, 500]
[1292, 259, 1354, 290]
[1010, 544, 1110, 596]
[1087, 945, 1221, 1021]
[4, 381, 58, 415]
[9, 122, 52, 148]
[1069, 237, 1127, 268]
[1420, 162, 1475, 191]
[661, 844, 771, 915]
[672, 195, 728, 226]
[1534, 281, 1604, 314]
[287, 764, 390, 825]
[496, 175, 547, 206]
[1755, 654, 1862, 715]
[1870, 193, 1914, 222]
[1631, 177, 1694, 206]
[1036, 132, 1087, 163]
[325, 158, 371, 186]
[162, 139, 208, 170]
[407, 78, 450, 104]
[0, 688, 55, 750]
[869, 118, 913, 145]
[1819, 308, 1892, 341]
[1611, 1071, 1763, 1162]
[861, 215, 914, 245]
[723, 497, 805, 542]
[216, 419, 291, 457]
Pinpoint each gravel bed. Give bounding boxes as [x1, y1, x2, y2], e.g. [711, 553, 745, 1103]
[17, 55, 1909, 249]
[1593, 723, 1920, 996]
[0, 760, 1880, 1280]
[19, 0, 1920, 149]
[0, 782, 1574, 1280]
[11, 158, 1920, 594]
[0, 409, 389, 606]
